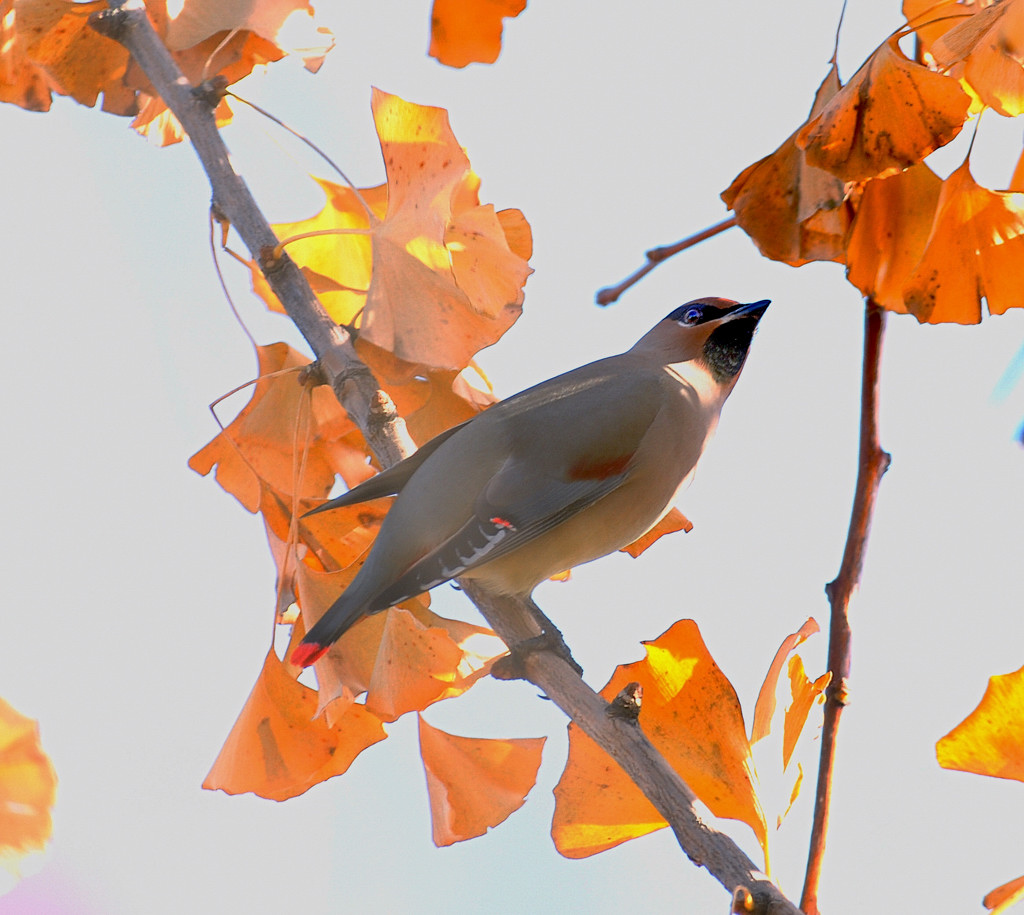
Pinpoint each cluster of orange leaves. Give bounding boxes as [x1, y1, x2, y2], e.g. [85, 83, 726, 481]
[722, 0, 1024, 324]
[190, 89, 785, 856]
[0, 0, 520, 142]
[7, 0, 1023, 879]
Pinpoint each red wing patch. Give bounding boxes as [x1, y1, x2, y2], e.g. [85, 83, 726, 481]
[568, 452, 634, 480]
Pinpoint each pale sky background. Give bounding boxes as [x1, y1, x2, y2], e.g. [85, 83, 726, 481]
[3, 1, 1024, 913]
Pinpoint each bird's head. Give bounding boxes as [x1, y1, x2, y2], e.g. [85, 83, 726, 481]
[632, 297, 770, 385]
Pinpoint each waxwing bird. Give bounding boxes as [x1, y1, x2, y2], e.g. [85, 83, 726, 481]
[292, 297, 770, 668]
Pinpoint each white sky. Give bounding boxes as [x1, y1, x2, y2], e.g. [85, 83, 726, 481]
[3, 1, 1024, 913]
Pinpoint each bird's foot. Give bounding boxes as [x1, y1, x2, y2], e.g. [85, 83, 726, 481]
[491, 626, 584, 680]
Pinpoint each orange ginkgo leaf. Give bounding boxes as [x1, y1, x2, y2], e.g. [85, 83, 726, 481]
[0, 0, 56, 111]
[418, 716, 544, 846]
[254, 91, 533, 370]
[552, 619, 766, 860]
[903, 160, 1024, 323]
[204, 646, 387, 801]
[937, 663, 1024, 782]
[294, 561, 505, 724]
[0, 697, 56, 861]
[751, 618, 820, 745]
[931, 0, 1024, 117]
[722, 64, 854, 267]
[165, 0, 334, 73]
[13, 0, 133, 111]
[846, 161, 944, 314]
[902, 0, 982, 64]
[782, 656, 830, 771]
[796, 36, 970, 182]
[984, 874, 1024, 912]
[428, 0, 526, 68]
[619, 508, 693, 559]
[189, 342, 357, 513]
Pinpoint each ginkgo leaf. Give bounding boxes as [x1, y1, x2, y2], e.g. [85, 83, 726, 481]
[0, 0, 53, 111]
[294, 562, 505, 724]
[751, 618, 820, 745]
[203, 647, 387, 801]
[189, 343, 354, 512]
[165, 0, 334, 73]
[903, 160, 1024, 323]
[796, 37, 970, 182]
[0, 697, 56, 862]
[931, 0, 1024, 116]
[902, 0, 983, 65]
[418, 717, 544, 846]
[722, 65, 854, 267]
[846, 162, 944, 314]
[619, 507, 693, 558]
[428, 0, 526, 68]
[552, 619, 767, 860]
[782, 657, 830, 772]
[254, 91, 533, 370]
[14, 0, 130, 110]
[937, 663, 1024, 782]
[984, 874, 1024, 912]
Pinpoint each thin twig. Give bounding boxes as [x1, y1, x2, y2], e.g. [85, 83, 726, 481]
[596, 216, 737, 306]
[800, 300, 891, 914]
[92, 6, 802, 910]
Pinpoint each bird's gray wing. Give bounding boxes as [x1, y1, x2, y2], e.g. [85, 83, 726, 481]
[366, 461, 630, 611]
[302, 419, 472, 516]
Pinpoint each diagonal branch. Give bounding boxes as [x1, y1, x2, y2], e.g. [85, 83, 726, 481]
[92, 4, 801, 910]
[800, 300, 890, 914]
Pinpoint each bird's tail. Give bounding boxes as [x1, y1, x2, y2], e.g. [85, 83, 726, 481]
[290, 592, 367, 668]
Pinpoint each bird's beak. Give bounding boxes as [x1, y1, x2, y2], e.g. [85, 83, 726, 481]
[726, 299, 771, 320]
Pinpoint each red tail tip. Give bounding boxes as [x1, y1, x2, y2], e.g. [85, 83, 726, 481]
[291, 641, 329, 668]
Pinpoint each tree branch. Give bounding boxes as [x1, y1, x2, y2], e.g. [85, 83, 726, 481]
[595, 217, 737, 306]
[92, 5, 801, 910]
[800, 300, 891, 914]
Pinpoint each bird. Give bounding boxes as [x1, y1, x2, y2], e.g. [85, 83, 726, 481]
[291, 296, 770, 668]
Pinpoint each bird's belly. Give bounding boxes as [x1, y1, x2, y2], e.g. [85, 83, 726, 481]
[462, 471, 688, 595]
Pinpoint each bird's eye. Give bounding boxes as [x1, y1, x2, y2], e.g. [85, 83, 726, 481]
[681, 306, 702, 325]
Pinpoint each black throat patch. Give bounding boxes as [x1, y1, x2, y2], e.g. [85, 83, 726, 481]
[702, 318, 758, 383]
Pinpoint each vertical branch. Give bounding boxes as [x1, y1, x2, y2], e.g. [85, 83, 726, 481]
[801, 300, 891, 914]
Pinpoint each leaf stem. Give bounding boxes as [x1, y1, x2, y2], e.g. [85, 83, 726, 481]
[800, 300, 891, 914]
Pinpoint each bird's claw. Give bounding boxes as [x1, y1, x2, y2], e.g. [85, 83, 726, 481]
[491, 627, 584, 680]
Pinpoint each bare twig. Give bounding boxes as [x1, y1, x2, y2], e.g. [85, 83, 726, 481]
[800, 301, 891, 914]
[93, 5, 801, 910]
[596, 216, 737, 306]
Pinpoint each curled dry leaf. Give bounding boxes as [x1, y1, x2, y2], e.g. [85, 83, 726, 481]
[796, 37, 970, 182]
[418, 716, 544, 846]
[618, 507, 693, 558]
[722, 64, 854, 267]
[428, 0, 526, 68]
[750, 618, 820, 745]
